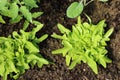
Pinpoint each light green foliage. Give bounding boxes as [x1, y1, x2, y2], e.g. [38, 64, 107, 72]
[51, 16, 113, 74]
[66, 0, 109, 18]
[0, 0, 42, 24]
[0, 23, 48, 80]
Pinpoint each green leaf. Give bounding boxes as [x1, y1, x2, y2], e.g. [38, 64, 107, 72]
[0, 8, 11, 17]
[20, 6, 32, 22]
[23, 0, 38, 8]
[26, 54, 48, 64]
[9, 15, 22, 24]
[0, 0, 7, 10]
[66, 55, 71, 66]
[35, 34, 48, 43]
[9, 2, 19, 20]
[51, 33, 67, 40]
[57, 24, 70, 34]
[25, 41, 39, 53]
[0, 15, 5, 24]
[32, 20, 41, 26]
[87, 58, 98, 74]
[23, 20, 29, 31]
[67, 2, 84, 18]
[0, 62, 5, 76]
[7, 60, 17, 73]
[32, 12, 43, 18]
[99, 58, 106, 68]
[104, 28, 114, 38]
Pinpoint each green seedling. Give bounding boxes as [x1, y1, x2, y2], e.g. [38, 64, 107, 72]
[51, 16, 113, 74]
[0, 0, 43, 24]
[0, 23, 48, 80]
[66, 0, 109, 18]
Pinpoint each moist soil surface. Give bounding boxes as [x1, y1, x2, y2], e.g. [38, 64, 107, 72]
[0, 0, 120, 80]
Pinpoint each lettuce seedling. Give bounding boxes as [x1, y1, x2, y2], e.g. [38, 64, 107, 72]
[0, 0, 43, 24]
[0, 23, 48, 80]
[51, 16, 113, 74]
[67, 0, 109, 18]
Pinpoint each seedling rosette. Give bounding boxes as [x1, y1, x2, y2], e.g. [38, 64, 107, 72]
[51, 16, 113, 74]
[0, 23, 48, 80]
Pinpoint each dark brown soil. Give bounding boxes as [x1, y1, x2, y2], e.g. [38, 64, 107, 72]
[0, 0, 120, 80]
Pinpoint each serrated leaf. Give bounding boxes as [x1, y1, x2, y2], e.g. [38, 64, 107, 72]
[20, 6, 32, 22]
[0, 15, 5, 24]
[32, 12, 43, 18]
[67, 2, 84, 18]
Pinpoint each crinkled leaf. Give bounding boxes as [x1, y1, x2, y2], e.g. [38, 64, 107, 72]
[7, 60, 17, 73]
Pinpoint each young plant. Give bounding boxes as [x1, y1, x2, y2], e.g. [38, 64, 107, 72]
[0, 23, 48, 80]
[51, 16, 113, 74]
[66, 0, 109, 18]
[0, 0, 43, 24]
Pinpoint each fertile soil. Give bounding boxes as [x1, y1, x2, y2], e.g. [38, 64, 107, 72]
[0, 0, 120, 80]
